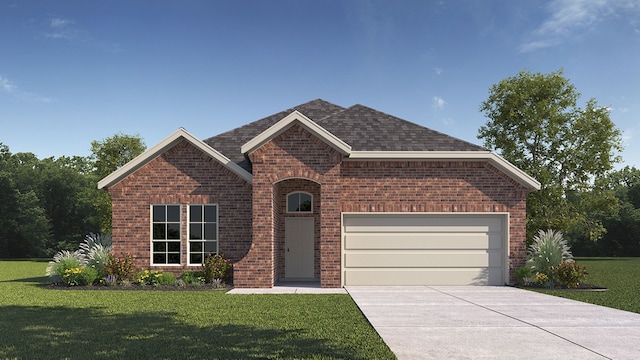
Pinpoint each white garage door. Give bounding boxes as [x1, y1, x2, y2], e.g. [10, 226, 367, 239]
[342, 213, 507, 286]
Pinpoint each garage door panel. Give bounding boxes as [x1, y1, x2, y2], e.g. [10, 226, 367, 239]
[344, 214, 503, 232]
[344, 268, 504, 286]
[345, 252, 500, 268]
[342, 214, 507, 286]
[345, 233, 495, 250]
[345, 225, 492, 233]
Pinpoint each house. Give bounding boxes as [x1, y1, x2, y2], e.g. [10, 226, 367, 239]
[98, 99, 540, 288]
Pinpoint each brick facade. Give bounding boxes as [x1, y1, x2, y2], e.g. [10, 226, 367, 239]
[107, 125, 532, 287]
[233, 124, 342, 287]
[108, 140, 252, 273]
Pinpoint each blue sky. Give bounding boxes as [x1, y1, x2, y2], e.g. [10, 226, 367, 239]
[2, 0, 639, 169]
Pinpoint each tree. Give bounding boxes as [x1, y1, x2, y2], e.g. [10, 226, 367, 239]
[0, 167, 50, 258]
[35, 157, 100, 251]
[90, 133, 147, 179]
[575, 166, 640, 256]
[90, 133, 146, 232]
[478, 69, 623, 242]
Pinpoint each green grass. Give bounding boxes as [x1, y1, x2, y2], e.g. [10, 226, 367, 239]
[0, 260, 395, 360]
[532, 257, 640, 314]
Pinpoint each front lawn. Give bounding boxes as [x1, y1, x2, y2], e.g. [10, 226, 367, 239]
[0, 260, 395, 360]
[532, 257, 640, 314]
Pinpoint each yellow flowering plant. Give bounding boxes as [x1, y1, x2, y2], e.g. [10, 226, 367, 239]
[62, 266, 98, 287]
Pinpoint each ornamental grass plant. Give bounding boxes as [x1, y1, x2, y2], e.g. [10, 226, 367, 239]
[527, 229, 573, 279]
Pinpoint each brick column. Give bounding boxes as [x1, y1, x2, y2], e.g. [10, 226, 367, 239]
[320, 156, 342, 288]
[233, 157, 275, 288]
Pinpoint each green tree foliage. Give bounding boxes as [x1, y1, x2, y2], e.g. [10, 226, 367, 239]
[478, 69, 623, 242]
[573, 167, 640, 256]
[90, 133, 146, 179]
[90, 133, 146, 233]
[0, 145, 50, 257]
[0, 133, 145, 258]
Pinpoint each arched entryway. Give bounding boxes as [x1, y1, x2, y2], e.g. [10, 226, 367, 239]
[274, 178, 321, 282]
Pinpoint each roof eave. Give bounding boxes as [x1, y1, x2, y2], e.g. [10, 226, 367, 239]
[97, 128, 253, 189]
[240, 110, 352, 155]
[348, 151, 541, 191]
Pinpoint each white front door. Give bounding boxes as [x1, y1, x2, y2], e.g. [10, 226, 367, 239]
[285, 217, 314, 279]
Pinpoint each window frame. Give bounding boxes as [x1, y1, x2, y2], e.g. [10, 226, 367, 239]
[187, 204, 219, 265]
[286, 191, 313, 213]
[150, 204, 182, 266]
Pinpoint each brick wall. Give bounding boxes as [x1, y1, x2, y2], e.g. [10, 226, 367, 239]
[108, 140, 252, 274]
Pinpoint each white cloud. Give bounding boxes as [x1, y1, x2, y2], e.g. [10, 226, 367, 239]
[41, 15, 122, 53]
[44, 16, 79, 40]
[519, 0, 640, 52]
[434, 67, 443, 76]
[432, 96, 447, 110]
[50, 17, 72, 28]
[537, 0, 607, 36]
[0, 76, 16, 93]
[0, 74, 54, 103]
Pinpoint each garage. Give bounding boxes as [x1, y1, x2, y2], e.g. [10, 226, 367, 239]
[342, 213, 508, 286]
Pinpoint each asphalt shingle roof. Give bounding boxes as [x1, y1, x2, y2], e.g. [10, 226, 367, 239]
[203, 99, 487, 172]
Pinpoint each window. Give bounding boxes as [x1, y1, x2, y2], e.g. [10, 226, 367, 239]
[188, 204, 218, 264]
[152, 205, 181, 265]
[287, 192, 312, 213]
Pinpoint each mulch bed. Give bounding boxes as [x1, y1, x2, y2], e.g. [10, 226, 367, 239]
[516, 283, 608, 291]
[43, 283, 232, 291]
[552, 283, 608, 291]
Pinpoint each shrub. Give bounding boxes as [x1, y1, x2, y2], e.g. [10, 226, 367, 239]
[552, 261, 587, 288]
[62, 267, 99, 287]
[46, 250, 86, 282]
[181, 270, 205, 285]
[157, 272, 176, 286]
[532, 273, 551, 288]
[135, 269, 163, 286]
[202, 254, 232, 284]
[527, 229, 573, 279]
[105, 254, 137, 283]
[514, 266, 533, 285]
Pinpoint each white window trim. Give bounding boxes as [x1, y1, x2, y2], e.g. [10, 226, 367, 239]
[286, 191, 313, 214]
[187, 204, 219, 266]
[150, 204, 182, 266]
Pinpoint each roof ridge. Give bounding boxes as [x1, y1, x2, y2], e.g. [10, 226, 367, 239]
[316, 104, 349, 122]
[203, 99, 334, 143]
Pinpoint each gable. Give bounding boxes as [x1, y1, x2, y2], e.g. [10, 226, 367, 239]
[241, 110, 351, 156]
[204, 99, 345, 172]
[98, 128, 252, 189]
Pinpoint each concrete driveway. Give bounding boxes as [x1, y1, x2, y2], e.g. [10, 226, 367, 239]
[346, 286, 640, 360]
